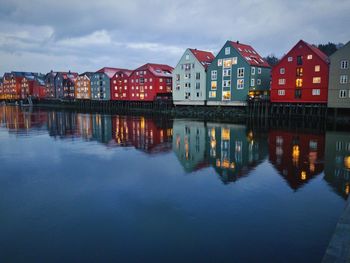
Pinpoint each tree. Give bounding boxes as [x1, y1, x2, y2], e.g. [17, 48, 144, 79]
[317, 42, 338, 56]
[264, 54, 280, 67]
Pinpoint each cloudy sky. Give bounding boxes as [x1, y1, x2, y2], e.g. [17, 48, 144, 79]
[0, 0, 349, 75]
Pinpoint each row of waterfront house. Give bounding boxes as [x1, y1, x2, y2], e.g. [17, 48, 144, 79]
[0, 39, 349, 108]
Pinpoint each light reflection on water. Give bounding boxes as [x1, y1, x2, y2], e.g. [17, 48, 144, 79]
[0, 105, 349, 263]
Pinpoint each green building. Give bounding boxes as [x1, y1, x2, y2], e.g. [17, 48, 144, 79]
[206, 41, 271, 106]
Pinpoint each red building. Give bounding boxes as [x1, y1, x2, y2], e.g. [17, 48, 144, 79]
[20, 77, 34, 99]
[268, 130, 325, 190]
[2, 74, 22, 100]
[271, 40, 329, 104]
[110, 69, 133, 101]
[129, 63, 173, 101]
[33, 80, 46, 99]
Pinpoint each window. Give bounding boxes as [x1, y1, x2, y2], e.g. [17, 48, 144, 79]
[225, 47, 230, 55]
[237, 79, 244, 89]
[315, 65, 320, 72]
[257, 79, 261, 85]
[196, 72, 200, 80]
[297, 56, 303, 65]
[209, 91, 216, 98]
[341, 60, 349, 69]
[223, 69, 231, 77]
[278, 79, 285, 85]
[296, 78, 303, 88]
[251, 67, 255, 75]
[280, 68, 285, 74]
[313, 77, 321, 84]
[296, 67, 303, 77]
[251, 79, 255, 86]
[222, 91, 231, 100]
[218, 59, 223, 66]
[185, 92, 191, 99]
[223, 58, 232, 68]
[185, 54, 190, 60]
[176, 84, 180, 91]
[211, 81, 217, 90]
[223, 80, 231, 87]
[184, 73, 191, 79]
[232, 57, 238, 65]
[312, 89, 320, 95]
[307, 54, 313, 60]
[339, 90, 347, 98]
[278, 90, 285, 96]
[176, 74, 180, 81]
[211, 70, 217, 80]
[185, 82, 191, 88]
[196, 82, 200, 89]
[288, 57, 293, 62]
[295, 89, 302, 99]
[237, 68, 244, 78]
[258, 68, 262, 74]
[340, 75, 348, 84]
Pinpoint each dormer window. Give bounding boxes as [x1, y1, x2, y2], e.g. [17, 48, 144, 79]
[185, 54, 190, 60]
[225, 47, 230, 55]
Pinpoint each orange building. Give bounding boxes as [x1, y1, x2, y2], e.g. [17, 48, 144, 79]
[75, 72, 93, 99]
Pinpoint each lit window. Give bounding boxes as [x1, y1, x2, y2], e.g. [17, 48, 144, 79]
[223, 58, 232, 68]
[313, 77, 321, 84]
[340, 75, 348, 84]
[296, 67, 303, 77]
[296, 78, 303, 88]
[222, 91, 231, 100]
[307, 54, 313, 60]
[312, 89, 320, 95]
[211, 81, 217, 90]
[225, 47, 230, 55]
[280, 68, 285, 74]
[315, 65, 320, 72]
[232, 57, 238, 65]
[278, 79, 285, 85]
[209, 91, 216, 98]
[218, 59, 223, 67]
[237, 79, 244, 89]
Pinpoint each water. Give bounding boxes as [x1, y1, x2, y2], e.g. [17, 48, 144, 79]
[0, 105, 349, 263]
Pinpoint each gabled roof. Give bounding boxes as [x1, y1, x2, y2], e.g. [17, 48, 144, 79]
[79, 72, 94, 78]
[303, 40, 329, 63]
[133, 63, 173, 77]
[189, 48, 215, 69]
[228, 41, 270, 68]
[113, 69, 133, 78]
[97, 67, 129, 78]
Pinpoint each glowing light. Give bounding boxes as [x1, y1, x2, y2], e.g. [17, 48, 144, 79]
[301, 171, 306, 180]
[222, 128, 230, 141]
[344, 156, 350, 170]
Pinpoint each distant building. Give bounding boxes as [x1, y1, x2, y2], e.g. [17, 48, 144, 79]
[328, 41, 350, 108]
[57, 72, 78, 99]
[0, 77, 4, 99]
[206, 40, 271, 106]
[173, 48, 215, 105]
[129, 63, 173, 101]
[75, 72, 93, 99]
[271, 40, 329, 104]
[20, 76, 35, 99]
[110, 69, 133, 101]
[45, 71, 58, 98]
[32, 77, 46, 99]
[91, 67, 121, 100]
[2, 73, 23, 100]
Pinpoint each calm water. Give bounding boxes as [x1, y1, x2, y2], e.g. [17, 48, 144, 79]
[0, 105, 349, 263]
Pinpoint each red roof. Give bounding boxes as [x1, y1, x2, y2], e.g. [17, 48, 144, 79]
[229, 41, 270, 68]
[133, 63, 173, 77]
[113, 69, 133, 78]
[189, 48, 215, 69]
[97, 67, 130, 78]
[303, 40, 329, 63]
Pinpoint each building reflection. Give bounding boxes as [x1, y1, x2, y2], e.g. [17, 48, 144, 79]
[92, 114, 112, 144]
[110, 115, 173, 154]
[172, 120, 268, 183]
[268, 130, 325, 190]
[324, 132, 350, 199]
[173, 120, 209, 172]
[47, 111, 78, 138]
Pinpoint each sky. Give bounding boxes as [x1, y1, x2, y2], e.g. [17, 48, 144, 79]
[0, 0, 349, 75]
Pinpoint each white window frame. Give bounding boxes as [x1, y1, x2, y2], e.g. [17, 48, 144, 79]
[278, 90, 285, 96]
[341, 60, 349, 69]
[340, 75, 348, 84]
[312, 89, 320, 96]
[280, 68, 285, 74]
[237, 68, 244, 78]
[211, 70, 217, 80]
[288, 57, 293, 62]
[339, 90, 347, 98]
[258, 68, 262, 74]
[237, 79, 244, 89]
[251, 78, 255, 87]
[251, 67, 255, 75]
[225, 47, 230, 55]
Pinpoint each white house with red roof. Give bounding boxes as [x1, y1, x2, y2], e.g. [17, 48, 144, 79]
[173, 48, 215, 105]
[206, 40, 271, 106]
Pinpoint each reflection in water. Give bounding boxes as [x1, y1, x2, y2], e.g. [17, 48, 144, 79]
[324, 132, 350, 199]
[172, 120, 268, 183]
[269, 130, 325, 190]
[0, 105, 350, 197]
